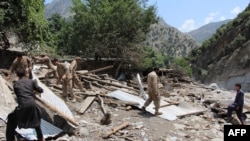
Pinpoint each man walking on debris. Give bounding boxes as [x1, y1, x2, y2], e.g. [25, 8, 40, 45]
[32, 53, 58, 85]
[7, 52, 33, 79]
[69, 57, 86, 92]
[142, 67, 162, 115]
[53, 58, 76, 103]
[227, 83, 245, 125]
[6, 70, 45, 141]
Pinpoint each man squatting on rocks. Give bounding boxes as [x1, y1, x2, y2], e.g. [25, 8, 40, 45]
[227, 83, 245, 125]
[32, 53, 58, 84]
[69, 57, 86, 92]
[53, 58, 76, 103]
[142, 67, 163, 115]
[6, 70, 45, 141]
[7, 52, 33, 80]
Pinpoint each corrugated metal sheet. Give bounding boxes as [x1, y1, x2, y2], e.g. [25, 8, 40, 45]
[16, 119, 62, 140]
[33, 65, 75, 127]
[108, 90, 206, 120]
[108, 90, 177, 121]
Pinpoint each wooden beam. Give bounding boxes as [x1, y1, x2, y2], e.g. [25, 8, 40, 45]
[78, 95, 96, 114]
[79, 75, 139, 92]
[177, 110, 207, 118]
[77, 65, 113, 75]
[103, 122, 130, 138]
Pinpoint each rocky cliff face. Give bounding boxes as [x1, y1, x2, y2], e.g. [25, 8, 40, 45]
[192, 4, 250, 91]
[145, 18, 198, 57]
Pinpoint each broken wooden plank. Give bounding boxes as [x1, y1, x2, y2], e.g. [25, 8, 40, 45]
[78, 95, 96, 114]
[177, 110, 207, 118]
[80, 75, 140, 92]
[89, 65, 114, 74]
[103, 121, 130, 139]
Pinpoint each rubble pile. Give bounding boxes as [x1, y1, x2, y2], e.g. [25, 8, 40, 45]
[0, 66, 249, 141]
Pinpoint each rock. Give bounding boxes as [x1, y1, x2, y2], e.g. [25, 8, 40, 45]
[79, 128, 89, 137]
[193, 138, 201, 141]
[135, 124, 144, 129]
[79, 120, 88, 127]
[217, 131, 223, 138]
[133, 121, 144, 129]
[126, 106, 132, 111]
[194, 124, 200, 129]
[214, 124, 220, 130]
[205, 129, 218, 138]
[55, 135, 70, 141]
[173, 124, 186, 130]
[0, 132, 5, 138]
[211, 138, 223, 141]
[167, 136, 177, 141]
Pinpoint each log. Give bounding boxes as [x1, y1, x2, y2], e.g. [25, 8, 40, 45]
[103, 121, 130, 138]
[177, 110, 207, 118]
[79, 75, 140, 92]
[78, 95, 96, 114]
[89, 65, 113, 74]
[35, 95, 79, 126]
[77, 65, 113, 75]
[97, 95, 112, 125]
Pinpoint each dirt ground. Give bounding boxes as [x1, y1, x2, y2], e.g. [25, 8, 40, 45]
[0, 72, 250, 141]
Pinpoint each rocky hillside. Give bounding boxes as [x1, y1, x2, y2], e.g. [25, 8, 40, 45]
[191, 3, 250, 91]
[45, 0, 73, 18]
[188, 19, 231, 43]
[145, 18, 198, 57]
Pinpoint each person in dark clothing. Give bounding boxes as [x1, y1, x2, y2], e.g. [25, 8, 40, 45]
[227, 83, 245, 125]
[6, 70, 45, 141]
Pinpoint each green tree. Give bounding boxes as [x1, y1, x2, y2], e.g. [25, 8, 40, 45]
[142, 47, 164, 69]
[69, 0, 157, 66]
[0, 0, 49, 51]
[174, 58, 192, 76]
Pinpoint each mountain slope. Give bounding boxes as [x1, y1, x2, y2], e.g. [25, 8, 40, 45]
[145, 18, 198, 57]
[191, 4, 250, 91]
[188, 19, 231, 43]
[45, 0, 73, 18]
[45, 1, 198, 58]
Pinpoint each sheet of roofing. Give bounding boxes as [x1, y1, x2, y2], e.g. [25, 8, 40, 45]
[32, 65, 75, 127]
[160, 102, 206, 117]
[0, 75, 17, 121]
[16, 119, 63, 140]
[108, 90, 178, 121]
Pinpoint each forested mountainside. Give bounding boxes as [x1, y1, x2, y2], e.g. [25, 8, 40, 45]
[191, 4, 250, 91]
[188, 19, 231, 43]
[45, 0, 73, 19]
[145, 18, 198, 57]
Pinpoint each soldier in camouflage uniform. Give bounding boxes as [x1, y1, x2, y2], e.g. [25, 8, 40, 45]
[53, 58, 76, 103]
[142, 68, 162, 115]
[8, 52, 33, 79]
[32, 53, 58, 84]
[69, 57, 86, 92]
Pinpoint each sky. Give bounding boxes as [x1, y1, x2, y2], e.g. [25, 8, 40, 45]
[45, 0, 250, 32]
